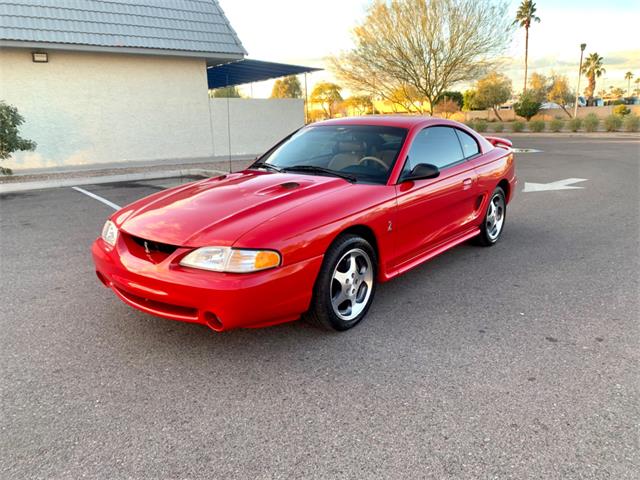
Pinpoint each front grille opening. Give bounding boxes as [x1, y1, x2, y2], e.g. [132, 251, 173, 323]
[129, 235, 178, 255]
[121, 232, 179, 263]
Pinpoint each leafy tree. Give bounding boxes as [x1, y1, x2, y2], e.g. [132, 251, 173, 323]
[436, 91, 464, 108]
[211, 86, 241, 98]
[513, 0, 540, 92]
[474, 72, 512, 121]
[330, 0, 512, 115]
[463, 90, 481, 111]
[634, 78, 640, 97]
[609, 87, 625, 99]
[528, 72, 549, 103]
[0, 102, 36, 175]
[271, 75, 303, 99]
[342, 95, 374, 115]
[624, 71, 633, 96]
[385, 85, 428, 113]
[547, 73, 574, 118]
[310, 82, 343, 118]
[514, 91, 541, 121]
[581, 53, 605, 105]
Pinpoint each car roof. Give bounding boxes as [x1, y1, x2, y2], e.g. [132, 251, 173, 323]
[312, 115, 461, 130]
[310, 115, 496, 154]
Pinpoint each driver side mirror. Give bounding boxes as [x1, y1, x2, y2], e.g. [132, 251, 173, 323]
[402, 163, 440, 182]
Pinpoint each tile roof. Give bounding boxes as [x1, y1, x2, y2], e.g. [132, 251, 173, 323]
[0, 0, 246, 59]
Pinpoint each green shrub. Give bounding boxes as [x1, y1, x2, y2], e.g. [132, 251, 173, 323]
[623, 114, 640, 132]
[493, 123, 504, 133]
[613, 104, 630, 117]
[513, 92, 541, 121]
[549, 117, 564, 132]
[567, 117, 582, 132]
[473, 119, 488, 132]
[464, 119, 476, 129]
[530, 120, 546, 132]
[583, 113, 599, 132]
[604, 114, 623, 132]
[0, 101, 37, 175]
[512, 120, 525, 132]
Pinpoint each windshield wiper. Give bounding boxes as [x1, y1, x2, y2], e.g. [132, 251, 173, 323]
[282, 165, 357, 183]
[250, 162, 282, 172]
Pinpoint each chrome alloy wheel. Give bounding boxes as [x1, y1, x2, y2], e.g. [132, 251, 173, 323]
[330, 248, 374, 321]
[486, 193, 505, 241]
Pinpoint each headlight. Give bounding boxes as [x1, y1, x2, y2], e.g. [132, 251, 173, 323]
[101, 220, 118, 246]
[179, 247, 281, 273]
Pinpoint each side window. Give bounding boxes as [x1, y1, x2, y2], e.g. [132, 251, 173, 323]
[455, 129, 480, 158]
[403, 126, 464, 173]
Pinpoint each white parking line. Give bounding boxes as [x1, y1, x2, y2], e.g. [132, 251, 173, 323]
[71, 186, 121, 210]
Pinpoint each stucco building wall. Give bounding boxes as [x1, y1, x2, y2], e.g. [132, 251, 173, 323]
[1, 48, 306, 170]
[1, 48, 214, 170]
[209, 98, 304, 157]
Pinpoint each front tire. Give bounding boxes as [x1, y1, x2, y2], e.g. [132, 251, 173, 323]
[305, 234, 377, 331]
[476, 186, 506, 246]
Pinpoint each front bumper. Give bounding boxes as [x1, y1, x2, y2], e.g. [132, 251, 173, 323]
[92, 237, 323, 331]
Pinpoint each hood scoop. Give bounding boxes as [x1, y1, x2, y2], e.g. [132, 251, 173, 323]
[255, 181, 308, 196]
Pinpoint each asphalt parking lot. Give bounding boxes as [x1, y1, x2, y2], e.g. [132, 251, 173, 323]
[1, 136, 638, 479]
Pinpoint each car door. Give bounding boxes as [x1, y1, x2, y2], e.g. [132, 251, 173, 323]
[392, 126, 480, 267]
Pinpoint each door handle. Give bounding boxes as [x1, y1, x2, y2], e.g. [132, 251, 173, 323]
[462, 178, 473, 189]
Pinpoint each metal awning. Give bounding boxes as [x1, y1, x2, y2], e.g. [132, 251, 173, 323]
[207, 59, 322, 89]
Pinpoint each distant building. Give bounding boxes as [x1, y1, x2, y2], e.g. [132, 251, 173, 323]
[0, 0, 246, 169]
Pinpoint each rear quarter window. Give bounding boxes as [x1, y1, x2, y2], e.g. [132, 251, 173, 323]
[455, 129, 480, 158]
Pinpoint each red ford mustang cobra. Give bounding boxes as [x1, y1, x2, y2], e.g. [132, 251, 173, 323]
[93, 116, 516, 332]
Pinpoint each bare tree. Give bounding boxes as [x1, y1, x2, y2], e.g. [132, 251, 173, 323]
[329, 0, 512, 115]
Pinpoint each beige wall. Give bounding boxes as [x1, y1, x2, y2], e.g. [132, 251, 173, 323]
[209, 98, 304, 157]
[0, 48, 213, 170]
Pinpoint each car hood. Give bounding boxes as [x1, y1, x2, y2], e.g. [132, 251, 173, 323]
[117, 170, 351, 247]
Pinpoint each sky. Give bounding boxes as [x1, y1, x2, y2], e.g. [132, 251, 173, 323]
[217, 0, 640, 98]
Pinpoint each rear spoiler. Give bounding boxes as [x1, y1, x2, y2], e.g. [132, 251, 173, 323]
[484, 136, 513, 149]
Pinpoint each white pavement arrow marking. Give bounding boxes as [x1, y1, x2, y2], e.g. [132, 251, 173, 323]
[512, 148, 542, 153]
[523, 178, 588, 193]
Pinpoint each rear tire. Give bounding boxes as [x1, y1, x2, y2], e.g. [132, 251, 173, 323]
[305, 234, 377, 331]
[475, 186, 506, 246]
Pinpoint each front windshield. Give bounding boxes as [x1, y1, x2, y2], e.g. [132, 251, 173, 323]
[255, 125, 408, 184]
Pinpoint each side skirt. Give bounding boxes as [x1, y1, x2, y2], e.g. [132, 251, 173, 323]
[381, 227, 480, 281]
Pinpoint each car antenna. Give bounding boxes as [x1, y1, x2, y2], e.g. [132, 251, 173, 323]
[226, 74, 232, 174]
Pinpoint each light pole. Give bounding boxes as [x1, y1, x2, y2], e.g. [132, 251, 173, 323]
[574, 43, 586, 118]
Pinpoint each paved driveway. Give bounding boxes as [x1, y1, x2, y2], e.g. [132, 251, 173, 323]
[1, 137, 638, 479]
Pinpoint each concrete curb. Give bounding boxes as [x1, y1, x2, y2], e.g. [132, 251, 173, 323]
[0, 168, 226, 194]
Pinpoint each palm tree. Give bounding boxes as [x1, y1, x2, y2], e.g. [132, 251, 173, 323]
[625, 71, 633, 96]
[581, 53, 605, 105]
[513, 1, 541, 93]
